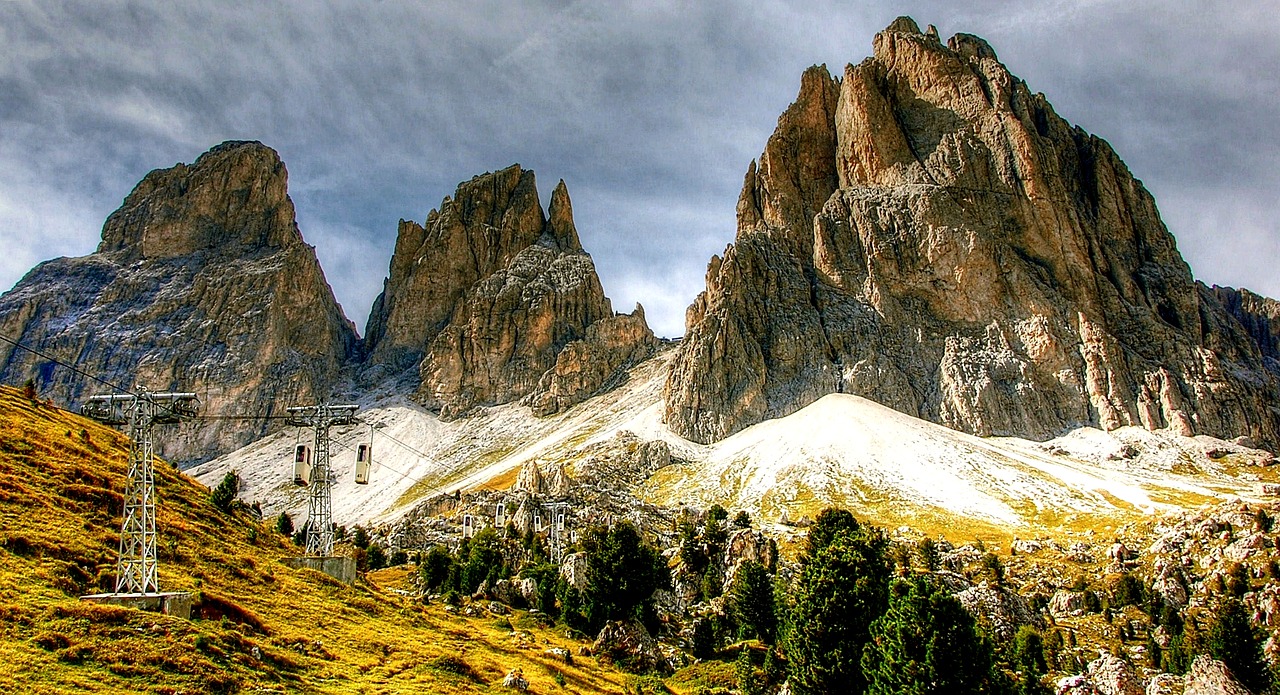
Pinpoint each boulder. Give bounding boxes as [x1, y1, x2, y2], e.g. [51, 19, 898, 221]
[1086, 653, 1144, 695]
[502, 668, 529, 691]
[954, 583, 1041, 642]
[1183, 655, 1251, 695]
[592, 620, 668, 673]
[560, 552, 589, 592]
[1049, 590, 1089, 619]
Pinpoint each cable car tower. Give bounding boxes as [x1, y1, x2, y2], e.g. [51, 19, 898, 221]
[81, 387, 198, 594]
[286, 404, 359, 557]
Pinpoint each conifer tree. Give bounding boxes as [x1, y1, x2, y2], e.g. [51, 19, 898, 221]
[461, 526, 504, 594]
[581, 521, 670, 633]
[211, 471, 239, 513]
[1207, 597, 1270, 693]
[784, 509, 890, 695]
[275, 511, 294, 536]
[728, 560, 777, 643]
[862, 577, 1008, 695]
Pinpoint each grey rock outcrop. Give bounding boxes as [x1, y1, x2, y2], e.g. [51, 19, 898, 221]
[525, 304, 658, 416]
[1086, 653, 1145, 695]
[592, 620, 668, 673]
[664, 17, 1280, 450]
[954, 582, 1040, 641]
[0, 141, 359, 463]
[1214, 286, 1280, 372]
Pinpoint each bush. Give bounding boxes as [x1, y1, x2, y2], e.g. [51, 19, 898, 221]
[367, 545, 387, 571]
[732, 511, 751, 528]
[1110, 572, 1145, 608]
[211, 471, 239, 513]
[352, 526, 370, 550]
[918, 537, 940, 572]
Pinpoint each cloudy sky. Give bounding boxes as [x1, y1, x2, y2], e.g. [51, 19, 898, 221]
[2, 1, 1276, 338]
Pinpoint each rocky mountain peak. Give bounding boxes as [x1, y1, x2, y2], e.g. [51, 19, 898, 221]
[666, 18, 1280, 449]
[0, 141, 357, 463]
[98, 140, 299, 261]
[364, 165, 654, 418]
[547, 179, 583, 253]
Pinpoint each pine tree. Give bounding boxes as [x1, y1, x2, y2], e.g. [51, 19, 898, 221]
[581, 521, 670, 633]
[784, 510, 890, 695]
[1012, 626, 1051, 695]
[1207, 597, 1270, 693]
[728, 560, 777, 643]
[461, 526, 504, 594]
[211, 471, 239, 513]
[274, 511, 294, 536]
[862, 577, 1008, 695]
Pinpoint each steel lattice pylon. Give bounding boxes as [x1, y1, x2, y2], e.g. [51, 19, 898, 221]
[82, 388, 198, 595]
[287, 404, 358, 557]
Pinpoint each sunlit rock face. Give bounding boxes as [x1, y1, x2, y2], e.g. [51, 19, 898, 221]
[665, 18, 1280, 449]
[363, 165, 655, 418]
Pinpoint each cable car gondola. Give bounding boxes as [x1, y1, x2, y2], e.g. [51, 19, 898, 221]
[293, 445, 312, 486]
[354, 443, 371, 485]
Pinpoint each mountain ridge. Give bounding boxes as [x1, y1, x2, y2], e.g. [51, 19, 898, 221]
[1, 17, 1278, 468]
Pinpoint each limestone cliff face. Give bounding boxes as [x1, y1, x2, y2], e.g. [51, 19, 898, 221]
[665, 18, 1280, 449]
[525, 304, 659, 417]
[1212, 285, 1280, 372]
[0, 141, 359, 463]
[364, 166, 654, 418]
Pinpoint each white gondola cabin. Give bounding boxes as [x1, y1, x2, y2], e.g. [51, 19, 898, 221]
[462, 514, 475, 539]
[495, 503, 506, 528]
[354, 443, 371, 485]
[533, 511, 543, 533]
[293, 445, 312, 485]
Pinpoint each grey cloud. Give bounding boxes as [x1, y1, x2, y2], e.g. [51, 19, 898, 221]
[1, 0, 1276, 338]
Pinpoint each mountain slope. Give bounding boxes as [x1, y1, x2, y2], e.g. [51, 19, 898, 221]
[664, 17, 1280, 450]
[0, 142, 359, 465]
[191, 347, 1277, 546]
[0, 385, 636, 694]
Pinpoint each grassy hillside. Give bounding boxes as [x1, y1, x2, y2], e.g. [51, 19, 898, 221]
[0, 385, 639, 694]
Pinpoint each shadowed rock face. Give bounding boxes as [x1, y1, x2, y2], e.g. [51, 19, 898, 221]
[665, 17, 1280, 449]
[363, 165, 654, 418]
[0, 141, 359, 463]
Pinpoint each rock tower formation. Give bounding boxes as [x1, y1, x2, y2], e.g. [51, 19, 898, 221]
[363, 164, 656, 418]
[0, 141, 359, 461]
[664, 18, 1280, 449]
